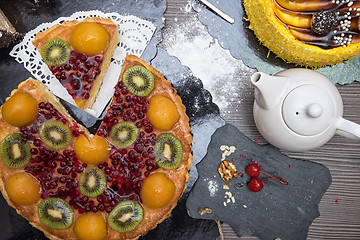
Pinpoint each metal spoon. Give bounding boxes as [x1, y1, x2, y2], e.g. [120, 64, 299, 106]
[197, 0, 235, 24]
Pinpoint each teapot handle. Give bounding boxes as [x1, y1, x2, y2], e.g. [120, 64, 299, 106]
[336, 118, 360, 140]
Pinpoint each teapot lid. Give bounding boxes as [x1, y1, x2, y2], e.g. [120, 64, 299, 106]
[282, 84, 336, 136]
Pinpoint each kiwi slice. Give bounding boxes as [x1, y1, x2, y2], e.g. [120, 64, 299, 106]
[155, 133, 183, 170]
[41, 38, 70, 66]
[79, 167, 106, 198]
[39, 120, 72, 150]
[0, 133, 31, 169]
[110, 122, 139, 148]
[38, 198, 73, 230]
[108, 200, 144, 233]
[123, 65, 155, 96]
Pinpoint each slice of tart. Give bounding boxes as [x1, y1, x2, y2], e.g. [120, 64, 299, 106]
[96, 55, 193, 239]
[33, 17, 120, 110]
[0, 55, 192, 240]
[243, 0, 360, 68]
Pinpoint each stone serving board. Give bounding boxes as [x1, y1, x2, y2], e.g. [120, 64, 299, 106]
[191, 0, 360, 85]
[186, 123, 332, 240]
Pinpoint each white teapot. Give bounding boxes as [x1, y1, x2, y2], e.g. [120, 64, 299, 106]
[251, 68, 360, 151]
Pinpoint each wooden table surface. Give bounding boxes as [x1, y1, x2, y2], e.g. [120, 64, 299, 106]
[163, 1, 360, 239]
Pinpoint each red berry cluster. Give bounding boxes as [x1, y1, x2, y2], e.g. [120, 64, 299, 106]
[246, 164, 288, 192]
[50, 50, 103, 100]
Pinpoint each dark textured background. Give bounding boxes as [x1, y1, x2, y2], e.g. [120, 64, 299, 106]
[1, 0, 360, 239]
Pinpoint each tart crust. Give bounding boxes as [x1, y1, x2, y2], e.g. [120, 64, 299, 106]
[0, 54, 192, 240]
[243, 0, 360, 68]
[32, 17, 120, 110]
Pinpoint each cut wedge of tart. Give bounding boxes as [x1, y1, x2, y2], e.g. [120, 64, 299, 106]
[243, 0, 360, 68]
[0, 55, 192, 240]
[33, 17, 120, 110]
[97, 55, 192, 239]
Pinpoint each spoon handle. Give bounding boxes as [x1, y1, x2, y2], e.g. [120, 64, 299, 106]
[198, 0, 235, 24]
[336, 118, 360, 141]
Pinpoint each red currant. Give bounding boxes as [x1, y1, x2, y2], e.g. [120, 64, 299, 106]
[246, 164, 260, 177]
[248, 177, 263, 192]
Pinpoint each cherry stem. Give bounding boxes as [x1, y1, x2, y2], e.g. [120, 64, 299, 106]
[260, 171, 288, 185]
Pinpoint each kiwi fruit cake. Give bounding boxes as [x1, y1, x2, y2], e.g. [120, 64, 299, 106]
[0, 55, 192, 240]
[243, 0, 360, 68]
[32, 17, 120, 110]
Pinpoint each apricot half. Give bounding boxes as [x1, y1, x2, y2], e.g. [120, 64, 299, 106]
[140, 172, 175, 209]
[74, 134, 109, 165]
[5, 172, 41, 205]
[147, 95, 179, 131]
[2, 92, 38, 127]
[74, 213, 107, 240]
[75, 99, 86, 110]
[70, 22, 109, 56]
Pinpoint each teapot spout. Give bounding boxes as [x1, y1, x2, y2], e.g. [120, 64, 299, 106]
[251, 72, 290, 110]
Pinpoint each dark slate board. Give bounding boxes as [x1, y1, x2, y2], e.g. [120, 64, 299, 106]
[186, 124, 332, 240]
[191, 0, 360, 85]
[139, 47, 224, 240]
[0, 0, 221, 239]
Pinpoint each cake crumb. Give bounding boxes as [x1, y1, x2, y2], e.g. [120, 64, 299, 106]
[220, 145, 236, 161]
[223, 191, 236, 206]
[198, 207, 213, 215]
[223, 184, 229, 189]
[243, 204, 247, 208]
[225, 191, 232, 197]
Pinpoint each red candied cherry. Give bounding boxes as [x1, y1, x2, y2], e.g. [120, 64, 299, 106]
[248, 177, 263, 192]
[246, 164, 260, 177]
[246, 164, 288, 192]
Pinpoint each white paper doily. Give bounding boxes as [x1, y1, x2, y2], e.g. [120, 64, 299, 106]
[9, 10, 156, 117]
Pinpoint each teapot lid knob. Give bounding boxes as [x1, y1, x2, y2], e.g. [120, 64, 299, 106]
[282, 85, 336, 136]
[306, 103, 322, 118]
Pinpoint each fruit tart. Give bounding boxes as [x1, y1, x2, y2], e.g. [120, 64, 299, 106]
[32, 17, 120, 110]
[243, 0, 360, 68]
[0, 55, 192, 240]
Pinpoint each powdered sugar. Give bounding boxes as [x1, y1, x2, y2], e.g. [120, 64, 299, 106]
[161, 16, 252, 112]
[184, 1, 193, 12]
[207, 179, 218, 197]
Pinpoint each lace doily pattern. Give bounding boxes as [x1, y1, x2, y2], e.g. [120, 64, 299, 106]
[9, 10, 156, 117]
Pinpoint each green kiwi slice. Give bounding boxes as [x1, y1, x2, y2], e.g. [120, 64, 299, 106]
[123, 65, 155, 97]
[155, 133, 183, 170]
[41, 38, 70, 66]
[39, 120, 72, 150]
[110, 122, 139, 148]
[38, 198, 74, 230]
[79, 167, 106, 198]
[0, 133, 31, 169]
[108, 200, 144, 233]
